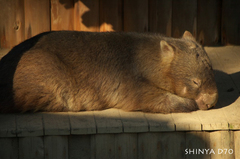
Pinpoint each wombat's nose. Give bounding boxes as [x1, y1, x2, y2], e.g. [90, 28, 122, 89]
[196, 92, 218, 110]
[207, 92, 218, 108]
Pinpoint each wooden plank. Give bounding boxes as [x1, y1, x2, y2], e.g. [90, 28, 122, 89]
[24, 0, 50, 39]
[0, 0, 25, 48]
[172, 0, 197, 38]
[69, 112, 96, 135]
[197, 0, 221, 45]
[148, 0, 172, 36]
[119, 110, 148, 133]
[95, 134, 115, 159]
[123, 0, 148, 32]
[234, 131, 240, 159]
[68, 135, 95, 159]
[138, 133, 162, 159]
[42, 112, 70, 135]
[0, 114, 16, 137]
[171, 112, 202, 131]
[209, 131, 235, 159]
[0, 48, 10, 59]
[197, 109, 229, 131]
[68, 111, 96, 135]
[222, 0, 240, 45]
[93, 109, 123, 133]
[19, 137, 44, 159]
[144, 113, 175, 132]
[16, 113, 43, 137]
[74, 0, 99, 31]
[44, 136, 68, 159]
[51, 0, 74, 30]
[139, 132, 186, 159]
[99, 0, 122, 32]
[115, 133, 137, 159]
[0, 138, 18, 159]
[221, 97, 240, 130]
[185, 132, 210, 159]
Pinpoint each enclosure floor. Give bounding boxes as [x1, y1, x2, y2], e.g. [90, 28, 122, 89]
[0, 46, 239, 136]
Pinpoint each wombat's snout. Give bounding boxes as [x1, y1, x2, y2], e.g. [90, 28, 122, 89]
[195, 92, 218, 110]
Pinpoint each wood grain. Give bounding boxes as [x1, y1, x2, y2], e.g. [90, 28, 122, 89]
[16, 113, 43, 137]
[42, 112, 70, 135]
[24, 0, 50, 39]
[19, 137, 44, 159]
[172, 0, 197, 38]
[148, 0, 172, 36]
[51, 0, 74, 31]
[44, 136, 68, 159]
[0, 0, 25, 48]
[222, 0, 240, 45]
[99, 0, 122, 32]
[93, 109, 122, 133]
[197, 0, 221, 45]
[123, 0, 148, 32]
[74, 0, 99, 31]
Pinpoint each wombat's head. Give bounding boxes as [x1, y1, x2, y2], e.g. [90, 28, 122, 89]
[160, 31, 218, 110]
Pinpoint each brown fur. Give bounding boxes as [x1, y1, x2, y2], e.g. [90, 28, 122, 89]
[0, 31, 218, 113]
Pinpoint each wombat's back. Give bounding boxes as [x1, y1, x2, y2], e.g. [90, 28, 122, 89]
[0, 31, 162, 112]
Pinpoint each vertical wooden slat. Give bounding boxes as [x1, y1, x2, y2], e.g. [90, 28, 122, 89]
[138, 133, 160, 159]
[95, 134, 115, 159]
[99, 0, 122, 32]
[0, 0, 25, 48]
[24, 0, 50, 39]
[44, 136, 68, 159]
[138, 132, 186, 159]
[123, 0, 148, 32]
[222, 0, 240, 45]
[197, 0, 221, 45]
[235, 131, 240, 159]
[68, 135, 96, 159]
[74, 0, 99, 32]
[19, 137, 44, 159]
[209, 131, 235, 159]
[172, 0, 197, 38]
[185, 132, 210, 159]
[0, 138, 18, 159]
[51, 0, 74, 31]
[148, 0, 172, 36]
[115, 134, 137, 159]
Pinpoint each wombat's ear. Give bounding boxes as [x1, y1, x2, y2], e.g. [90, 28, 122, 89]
[182, 31, 196, 42]
[160, 40, 174, 63]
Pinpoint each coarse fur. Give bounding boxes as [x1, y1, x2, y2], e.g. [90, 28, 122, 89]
[0, 31, 218, 113]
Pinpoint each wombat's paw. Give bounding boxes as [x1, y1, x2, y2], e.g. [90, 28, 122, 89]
[167, 94, 198, 113]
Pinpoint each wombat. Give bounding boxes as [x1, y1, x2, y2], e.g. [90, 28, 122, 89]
[0, 31, 218, 113]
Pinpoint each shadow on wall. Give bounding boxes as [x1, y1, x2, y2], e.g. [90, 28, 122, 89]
[58, 0, 122, 31]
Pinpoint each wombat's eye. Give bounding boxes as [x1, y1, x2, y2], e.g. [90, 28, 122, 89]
[192, 78, 201, 87]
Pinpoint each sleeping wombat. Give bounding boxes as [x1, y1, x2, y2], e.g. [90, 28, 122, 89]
[0, 31, 218, 113]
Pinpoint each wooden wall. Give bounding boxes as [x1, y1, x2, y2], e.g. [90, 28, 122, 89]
[0, 0, 239, 48]
[0, 131, 239, 159]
